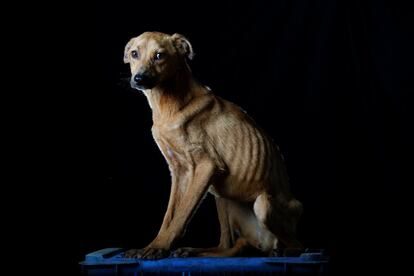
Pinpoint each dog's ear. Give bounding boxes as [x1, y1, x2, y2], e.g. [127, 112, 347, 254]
[171, 33, 194, 60]
[123, 38, 135, 64]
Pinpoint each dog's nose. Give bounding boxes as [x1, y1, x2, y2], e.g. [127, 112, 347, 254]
[134, 74, 145, 85]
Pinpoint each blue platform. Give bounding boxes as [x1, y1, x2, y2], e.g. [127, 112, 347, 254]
[80, 248, 329, 275]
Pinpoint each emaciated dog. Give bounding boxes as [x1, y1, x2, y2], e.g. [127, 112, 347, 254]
[123, 32, 303, 259]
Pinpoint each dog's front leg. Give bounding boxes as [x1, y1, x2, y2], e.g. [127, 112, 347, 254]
[124, 167, 183, 260]
[134, 158, 217, 259]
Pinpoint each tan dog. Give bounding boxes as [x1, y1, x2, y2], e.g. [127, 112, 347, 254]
[123, 32, 303, 259]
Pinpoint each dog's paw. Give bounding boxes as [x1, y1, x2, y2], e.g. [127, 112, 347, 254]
[140, 247, 169, 260]
[124, 248, 146, 258]
[124, 247, 169, 259]
[171, 247, 198, 258]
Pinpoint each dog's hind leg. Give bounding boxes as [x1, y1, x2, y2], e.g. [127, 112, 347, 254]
[198, 237, 252, 257]
[175, 197, 277, 258]
[254, 192, 303, 256]
[197, 198, 277, 257]
[172, 197, 263, 257]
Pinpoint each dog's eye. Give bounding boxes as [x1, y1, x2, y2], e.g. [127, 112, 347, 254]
[131, 50, 139, 59]
[155, 53, 165, 60]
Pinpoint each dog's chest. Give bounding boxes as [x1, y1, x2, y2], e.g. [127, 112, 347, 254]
[152, 123, 185, 145]
[152, 123, 205, 166]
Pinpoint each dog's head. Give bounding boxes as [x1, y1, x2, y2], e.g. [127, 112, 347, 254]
[123, 32, 194, 91]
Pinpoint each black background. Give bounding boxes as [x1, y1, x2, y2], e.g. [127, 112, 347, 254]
[22, 0, 411, 275]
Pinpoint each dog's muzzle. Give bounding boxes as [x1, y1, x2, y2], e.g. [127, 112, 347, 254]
[131, 73, 156, 90]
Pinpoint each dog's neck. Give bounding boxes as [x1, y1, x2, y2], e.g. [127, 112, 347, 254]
[143, 69, 206, 123]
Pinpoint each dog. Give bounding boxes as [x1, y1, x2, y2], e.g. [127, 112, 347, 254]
[123, 32, 303, 259]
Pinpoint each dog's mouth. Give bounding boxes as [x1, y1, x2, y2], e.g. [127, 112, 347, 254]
[130, 83, 150, 91]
